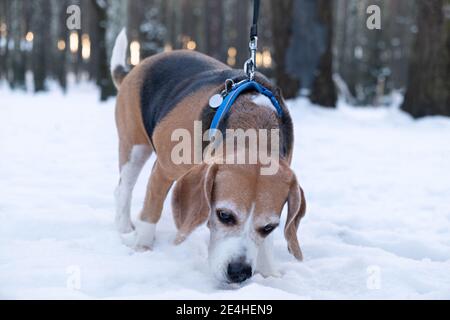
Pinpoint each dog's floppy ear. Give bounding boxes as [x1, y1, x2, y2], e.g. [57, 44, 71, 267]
[284, 175, 307, 261]
[172, 163, 218, 244]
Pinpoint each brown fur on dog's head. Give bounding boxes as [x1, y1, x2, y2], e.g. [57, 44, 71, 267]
[171, 159, 306, 282]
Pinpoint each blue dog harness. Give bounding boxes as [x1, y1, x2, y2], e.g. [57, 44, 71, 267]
[208, 79, 283, 140]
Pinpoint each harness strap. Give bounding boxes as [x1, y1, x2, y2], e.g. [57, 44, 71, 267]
[209, 80, 283, 141]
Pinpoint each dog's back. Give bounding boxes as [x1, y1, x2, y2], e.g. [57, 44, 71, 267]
[113, 50, 292, 152]
[137, 50, 246, 140]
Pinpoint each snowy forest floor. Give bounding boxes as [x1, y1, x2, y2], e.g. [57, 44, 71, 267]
[1, 84, 450, 299]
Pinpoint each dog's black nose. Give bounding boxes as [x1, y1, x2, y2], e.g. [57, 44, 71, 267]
[227, 262, 252, 283]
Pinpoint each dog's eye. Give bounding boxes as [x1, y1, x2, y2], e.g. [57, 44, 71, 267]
[216, 209, 236, 225]
[258, 224, 278, 236]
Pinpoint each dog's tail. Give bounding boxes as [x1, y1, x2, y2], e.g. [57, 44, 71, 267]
[110, 28, 129, 89]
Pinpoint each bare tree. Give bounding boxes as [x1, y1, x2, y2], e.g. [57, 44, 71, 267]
[32, 0, 52, 92]
[270, 0, 300, 98]
[8, 0, 27, 90]
[0, 0, 8, 80]
[55, 0, 68, 91]
[127, 0, 165, 58]
[310, 0, 337, 107]
[235, 0, 250, 67]
[401, 0, 450, 117]
[91, 0, 115, 101]
[204, 0, 224, 61]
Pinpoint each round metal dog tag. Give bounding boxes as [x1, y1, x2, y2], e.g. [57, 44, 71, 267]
[209, 94, 223, 109]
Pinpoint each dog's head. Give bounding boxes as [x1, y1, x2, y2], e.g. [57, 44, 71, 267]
[172, 160, 306, 284]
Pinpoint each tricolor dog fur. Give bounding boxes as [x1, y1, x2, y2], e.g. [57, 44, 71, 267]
[111, 29, 306, 284]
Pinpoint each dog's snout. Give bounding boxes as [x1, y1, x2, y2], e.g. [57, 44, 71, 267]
[227, 261, 252, 283]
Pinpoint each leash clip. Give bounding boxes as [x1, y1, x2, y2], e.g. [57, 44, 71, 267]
[244, 36, 258, 81]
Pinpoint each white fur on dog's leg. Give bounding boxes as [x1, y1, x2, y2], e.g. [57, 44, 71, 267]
[134, 220, 156, 250]
[120, 220, 156, 251]
[256, 235, 281, 278]
[114, 145, 151, 234]
[114, 186, 134, 233]
[120, 230, 137, 248]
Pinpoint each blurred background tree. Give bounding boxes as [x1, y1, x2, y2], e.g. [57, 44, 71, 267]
[401, 0, 450, 118]
[0, 0, 448, 118]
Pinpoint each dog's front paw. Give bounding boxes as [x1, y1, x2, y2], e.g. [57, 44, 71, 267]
[120, 220, 156, 251]
[115, 213, 134, 234]
[257, 266, 282, 278]
[120, 231, 137, 248]
[115, 215, 135, 234]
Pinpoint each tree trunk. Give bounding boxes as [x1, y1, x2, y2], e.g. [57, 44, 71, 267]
[56, 0, 68, 92]
[9, 0, 27, 90]
[401, 0, 450, 117]
[91, 0, 115, 101]
[204, 0, 224, 61]
[127, 0, 165, 59]
[181, 0, 194, 40]
[309, 0, 337, 107]
[234, 0, 250, 68]
[270, 0, 300, 99]
[0, 0, 8, 80]
[32, 0, 51, 92]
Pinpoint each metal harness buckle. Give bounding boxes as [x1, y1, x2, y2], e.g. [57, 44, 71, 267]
[244, 36, 258, 81]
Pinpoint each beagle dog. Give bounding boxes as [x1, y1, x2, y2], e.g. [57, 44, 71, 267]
[111, 30, 306, 284]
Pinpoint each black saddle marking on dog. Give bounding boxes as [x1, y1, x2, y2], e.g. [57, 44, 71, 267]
[140, 51, 234, 139]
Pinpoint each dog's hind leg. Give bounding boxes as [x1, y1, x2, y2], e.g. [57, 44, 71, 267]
[115, 142, 152, 233]
[133, 161, 174, 250]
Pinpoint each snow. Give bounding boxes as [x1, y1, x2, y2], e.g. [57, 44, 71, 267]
[1, 84, 450, 299]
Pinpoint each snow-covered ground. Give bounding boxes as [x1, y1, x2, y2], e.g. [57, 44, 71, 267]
[1, 84, 450, 300]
